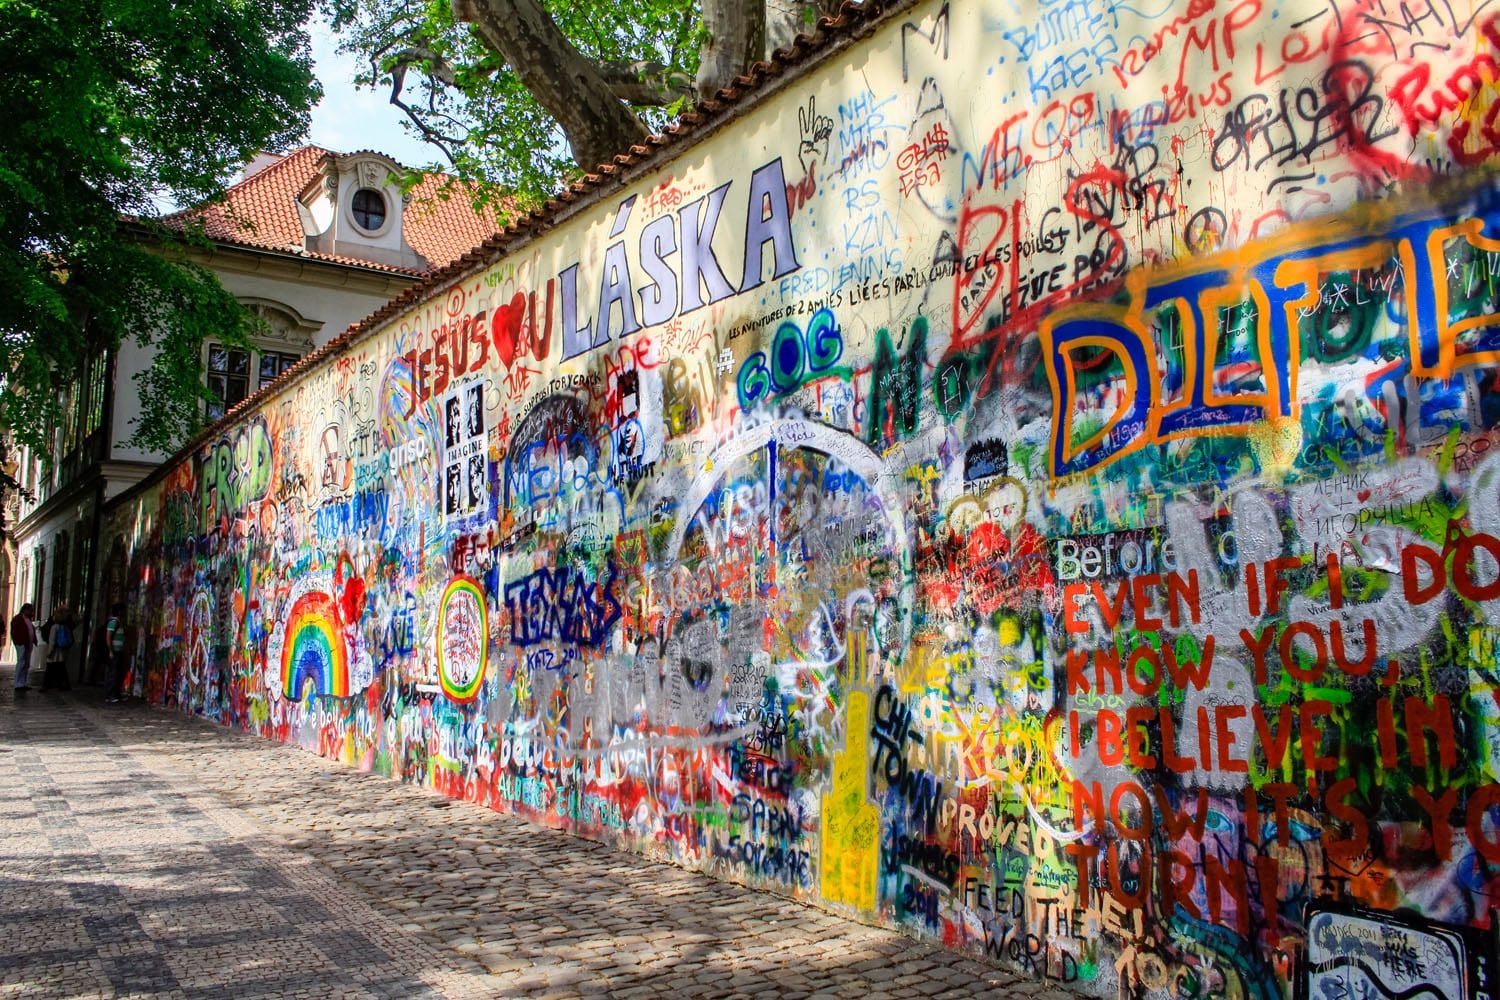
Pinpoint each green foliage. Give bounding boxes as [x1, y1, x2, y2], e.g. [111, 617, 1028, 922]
[325, 0, 700, 208]
[0, 0, 321, 455]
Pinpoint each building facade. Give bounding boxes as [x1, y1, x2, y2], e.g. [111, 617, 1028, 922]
[11, 146, 502, 668]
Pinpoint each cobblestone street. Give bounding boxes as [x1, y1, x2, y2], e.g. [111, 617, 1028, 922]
[0, 680, 1073, 1000]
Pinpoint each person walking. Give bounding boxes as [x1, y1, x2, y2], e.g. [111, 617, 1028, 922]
[104, 604, 127, 703]
[41, 603, 74, 692]
[10, 603, 36, 695]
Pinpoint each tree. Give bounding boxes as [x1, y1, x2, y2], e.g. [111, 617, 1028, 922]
[0, 0, 322, 455]
[326, 0, 839, 206]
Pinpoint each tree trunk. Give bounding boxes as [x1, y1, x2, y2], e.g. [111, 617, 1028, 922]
[697, 0, 765, 99]
[451, 0, 647, 170]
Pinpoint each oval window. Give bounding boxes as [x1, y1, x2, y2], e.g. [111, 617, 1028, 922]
[351, 188, 387, 231]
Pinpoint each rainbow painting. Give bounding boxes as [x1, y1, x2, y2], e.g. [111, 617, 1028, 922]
[280, 590, 351, 700]
[437, 575, 487, 704]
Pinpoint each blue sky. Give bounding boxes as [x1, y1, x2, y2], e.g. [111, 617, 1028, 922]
[151, 16, 445, 212]
[305, 15, 444, 170]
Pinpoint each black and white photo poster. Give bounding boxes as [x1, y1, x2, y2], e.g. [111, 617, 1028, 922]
[443, 381, 487, 521]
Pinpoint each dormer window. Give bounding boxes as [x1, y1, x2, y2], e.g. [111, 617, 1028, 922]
[296, 151, 425, 268]
[351, 188, 387, 233]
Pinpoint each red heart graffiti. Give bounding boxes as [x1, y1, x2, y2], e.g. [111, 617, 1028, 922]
[492, 292, 527, 369]
[339, 576, 367, 627]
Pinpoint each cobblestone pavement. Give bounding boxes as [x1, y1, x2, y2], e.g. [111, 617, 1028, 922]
[1, 679, 1074, 1000]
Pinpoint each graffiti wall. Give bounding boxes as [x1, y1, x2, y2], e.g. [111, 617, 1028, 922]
[106, 0, 1500, 993]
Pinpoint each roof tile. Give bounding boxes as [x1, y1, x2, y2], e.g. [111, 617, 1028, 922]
[161, 145, 507, 274]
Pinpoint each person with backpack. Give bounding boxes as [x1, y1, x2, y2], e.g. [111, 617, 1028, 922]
[104, 603, 128, 703]
[41, 603, 74, 692]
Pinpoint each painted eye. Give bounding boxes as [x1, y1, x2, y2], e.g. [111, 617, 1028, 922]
[1290, 819, 1318, 841]
[1203, 810, 1234, 833]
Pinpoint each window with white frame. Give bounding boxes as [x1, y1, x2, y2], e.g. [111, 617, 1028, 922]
[351, 188, 387, 232]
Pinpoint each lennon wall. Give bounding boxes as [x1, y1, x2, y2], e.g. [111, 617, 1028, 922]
[104, 0, 1500, 994]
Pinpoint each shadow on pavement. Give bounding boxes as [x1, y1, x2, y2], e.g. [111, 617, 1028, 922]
[0, 678, 1067, 1000]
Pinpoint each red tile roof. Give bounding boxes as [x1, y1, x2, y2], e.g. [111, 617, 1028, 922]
[161, 145, 508, 275]
[401, 172, 511, 272]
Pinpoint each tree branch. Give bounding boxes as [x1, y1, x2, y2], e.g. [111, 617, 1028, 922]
[597, 60, 694, 106]
[449, 0, 646, 170]
[374, 51, 465, 165]
[383, 45, 460, 88]
[697, 0, 765, 99]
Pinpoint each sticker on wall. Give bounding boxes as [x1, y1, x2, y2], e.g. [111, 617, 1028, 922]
[1303, 904, 1488, 1000]
[442, 380, 487, 522]
[265, 571, 374, 701]
[437, 574, 487, 703]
